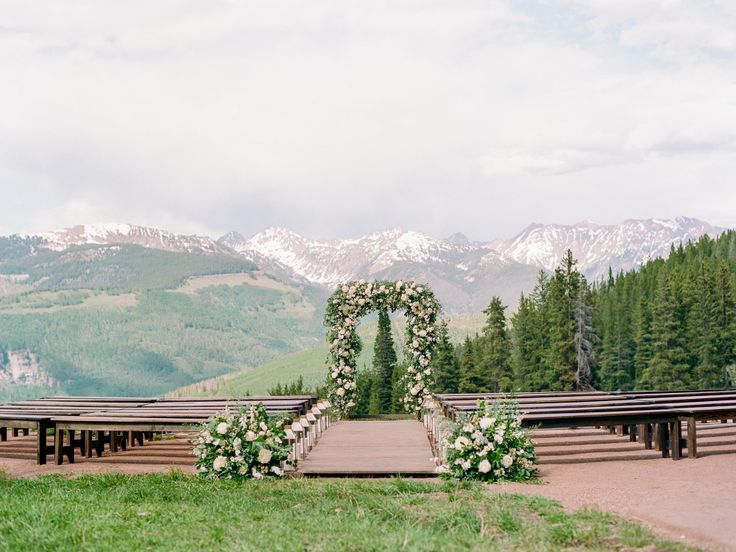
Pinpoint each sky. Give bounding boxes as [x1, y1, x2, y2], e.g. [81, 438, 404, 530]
[1, 0, 735, 241]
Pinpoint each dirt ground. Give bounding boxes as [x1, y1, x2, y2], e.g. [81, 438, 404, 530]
[489, 424, 736, 552]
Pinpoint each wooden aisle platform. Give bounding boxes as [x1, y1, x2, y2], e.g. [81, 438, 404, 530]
[298, 420, 437, 476]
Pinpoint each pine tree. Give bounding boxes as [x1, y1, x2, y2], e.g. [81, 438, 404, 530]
[715, 260, 736, 385]
[480, 297, 513, 391]
[573, 287, 596, 389]
[459, 336, 484, 392]
[633, 297, 654, 386]
[638, 272, 691, 390]
[353, 368, 375, 417]
[544, 250, 583, 390]
[511, 273, 550, 391]
[372, 308, 397, 413]
[431, 321, 460, 393]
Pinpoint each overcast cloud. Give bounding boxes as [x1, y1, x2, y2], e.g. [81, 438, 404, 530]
[1, 0, 735, 240]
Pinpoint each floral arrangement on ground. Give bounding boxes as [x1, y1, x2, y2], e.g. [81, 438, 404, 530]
[325, 279, 442, 418]
[193, 403, 290, 480]
[439, 399, 537, 482]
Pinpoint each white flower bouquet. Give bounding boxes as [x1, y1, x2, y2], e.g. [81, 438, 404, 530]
[439, 399, 537, 482]
[193, 403, 291, 480]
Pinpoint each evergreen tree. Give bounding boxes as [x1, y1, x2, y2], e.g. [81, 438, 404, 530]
[544, 250, 584, 390]
[715, 260, 736, 385]
[372, 308, 397, 413]
[511, 273, 550, 391]
[573, 287, 596, 389]
[353, 368, 376, 417]
[431, 321, 460, 393]
[480, 297, 513, 391]
[633, 298, 654, 385]
[638, 272, 691, 390]
[459, 336, 484, 392]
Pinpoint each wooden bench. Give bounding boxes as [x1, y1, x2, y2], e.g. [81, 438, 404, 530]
[0, 414, 54, 465]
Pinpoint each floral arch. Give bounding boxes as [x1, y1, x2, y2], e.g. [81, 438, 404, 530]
[325, 280, 442, 418]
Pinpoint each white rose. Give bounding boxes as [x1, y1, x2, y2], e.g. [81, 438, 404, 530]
[232, 437, 242, 450]
[270, 465, 283, 476]
[258, 448, 273, 464]
[216, 422, 229, 435]
[502, 454, 513, 468]
[495, 434, 503, 444]
[479, 417, 493, 430]
[335, 387, 345, 397]
[245, 431, 256, 442]
[454, 436, 470, 450]
[213, 456, 228, 470]
[461, 461, 471, 470]
[478, 459, 491, 473]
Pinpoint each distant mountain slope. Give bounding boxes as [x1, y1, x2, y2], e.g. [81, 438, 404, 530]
[221, 227, 541, 312]
[170, 313, 485, 397]
[35, 223, 236, 256]
[0, 238, 327, 400]
[492, 217, 724, 281]
[220, 217, 724, 310]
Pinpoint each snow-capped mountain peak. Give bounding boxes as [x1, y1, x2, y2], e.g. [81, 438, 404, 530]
[34, 223, 234, 255]
[493, 217, 724, 280]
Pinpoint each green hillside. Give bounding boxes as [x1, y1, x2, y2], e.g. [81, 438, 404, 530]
[0, 240, 328, 400]
[171, 314, 484, 397]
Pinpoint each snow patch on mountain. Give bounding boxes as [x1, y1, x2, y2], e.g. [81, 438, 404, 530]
[494, 216, 724, 280]
[35, 223, 235, 256]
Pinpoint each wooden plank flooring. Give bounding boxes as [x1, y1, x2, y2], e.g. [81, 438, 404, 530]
[299, 420, 437, 476]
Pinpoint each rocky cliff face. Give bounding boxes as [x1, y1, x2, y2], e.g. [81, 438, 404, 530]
[0, 349, 56, 387]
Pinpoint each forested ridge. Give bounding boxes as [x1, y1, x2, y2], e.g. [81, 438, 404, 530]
[432, 230, 736, 393]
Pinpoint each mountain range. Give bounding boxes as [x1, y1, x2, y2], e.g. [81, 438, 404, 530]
[18, 216, 725, 313]
[0, 216, 725, 398]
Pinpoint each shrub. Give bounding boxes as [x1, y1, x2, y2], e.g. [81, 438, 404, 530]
[193, 403, 291, 480]
[439, 399, 537, 482]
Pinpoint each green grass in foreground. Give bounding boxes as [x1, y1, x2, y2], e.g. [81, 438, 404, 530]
[0, 472, 694, 552]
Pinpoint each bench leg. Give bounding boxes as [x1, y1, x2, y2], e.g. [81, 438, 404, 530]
[67, 430, 75, 464]
[628, 425, 637, 442]
[85, 431, 93, 458]
[37, 422, 49, 465]
[657, 423, 669, 458]
[110, 431, 118, 453]
[0, 427, 6, 441]
[95, 431, 105, 457]
[12, 428, 19, 438]
[687, 417, 697, 459]
[669, 420, 681, 460]
[55, 428, 64, 465]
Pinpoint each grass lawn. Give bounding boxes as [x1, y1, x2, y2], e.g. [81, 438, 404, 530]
[0, 471, 694, 551]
